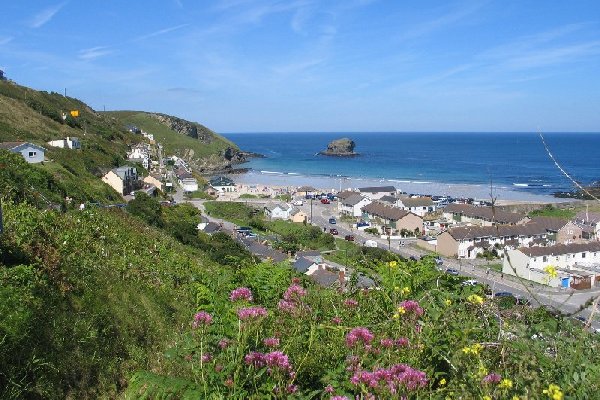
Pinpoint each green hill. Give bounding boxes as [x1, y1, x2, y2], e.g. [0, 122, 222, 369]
[105, 111, 249, 173]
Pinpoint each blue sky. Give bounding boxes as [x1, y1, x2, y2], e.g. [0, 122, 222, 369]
[1, 1, 600, 132]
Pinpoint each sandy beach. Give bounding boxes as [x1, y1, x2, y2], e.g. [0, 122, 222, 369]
[228, 170, 573, 206]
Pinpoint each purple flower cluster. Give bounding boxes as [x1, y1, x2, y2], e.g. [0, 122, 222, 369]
[482, 372, 502, 385]
[201, 353, 213, 363]
[345, 327, 375, 348]
[229, 287, 253, 302]
[396, 337, 410, 347]
[263, 337, 280, 348]
[343, 298, 359, 308]
[192, 311, 213, 328]
[244, 350, 293, 373]
[283, 284, 307, 301]
[350, 364, 428, 394]
[399, 300, 424, 318]
[380, 338, 394, 348]
[218, 338, 230, 349]
[237, 306, 268, 321]
[331, 397, 349, 400]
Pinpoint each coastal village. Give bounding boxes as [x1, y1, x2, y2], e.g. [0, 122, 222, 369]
[3, 128, 600, 294]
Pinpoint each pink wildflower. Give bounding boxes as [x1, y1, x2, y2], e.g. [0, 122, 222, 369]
[350, 364, 428, 394]
[283, 284, 307, 301]
[286, 384, 298, 394]
[225, 377, 234, 387]
[345, 327, 374, 348]
[277, 299, 297, 313]
[237, 306, 268, 321]
[331, 396, 349, 400]
[344, 298, 359, 308]
[395, 337, 410, 347]
[201, 353, 213, 363]
[192, 311, 213, 328]
[325, 384, 335, 393]
[265, 351, 292, 371]
[331, 316, 342, 325]
[482, 373, 502, 385]
[380, 338, 394, 348]
[215, 364, 223, 372]
[244, 351, 266, 368]
[292, 277, 301, 284]
[229, 287, 253, 302]
[263, 337, 280, 348]
[218, 338, 231, 349]
[398, 300, 424, 318]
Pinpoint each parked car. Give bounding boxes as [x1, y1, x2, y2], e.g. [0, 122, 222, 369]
[327, 193, 336, 200]
[329, 228, 339, 235]
[462, 279, 478, 286]
[356, 221, 369, 227]
[292, 199, 303, 206]
[328, 217, 336, 224]
[320, 198, 330, 204]
[364, 240, 378, 248]
[494, 291, 514, 298]
[445, 268, 459, 275]
[344, 235, 355, 241]
[434, 256, 443, 265]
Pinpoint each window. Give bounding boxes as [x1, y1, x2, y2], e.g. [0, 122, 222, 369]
[28, 151, 36, 157]
[543, 256, 548, 262]
[582, 252, 586, 258]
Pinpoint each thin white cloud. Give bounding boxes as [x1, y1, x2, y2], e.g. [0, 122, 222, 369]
[28, 1, 68, 28]
[78, 46, 113, 61]
[0, 36, 14, 45]
[135, 23, 190, 41]
[173, 0, 184, 8]
[271, 57, 325, 76]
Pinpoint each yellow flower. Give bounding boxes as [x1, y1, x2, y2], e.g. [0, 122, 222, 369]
[512, 396, 520, 400]
[389, 261, 398, 268]
[444, 299, 452, 306]
[439, 378, 446, 386]
[400, 286, 411, 296]
[394, 286, 400, 291]
[462, 346, 471, 354]
[397, 306, 406, 314]
[482, 396, 492, 400]
[462, 343, 484, 355]
[477, 365, 488, 377]
[393, 313, 400, 319]
[499, 378, 513, 389]
[543, 384, 564, 400]
[467, 294, 484, 305]
[544, 265, 558, 279]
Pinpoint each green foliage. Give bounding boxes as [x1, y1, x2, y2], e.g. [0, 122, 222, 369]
[184, 190, 216, 200]
[528, 204, 576, 219]
[126, 192, 163, 227]
[364, 227, 379, 235]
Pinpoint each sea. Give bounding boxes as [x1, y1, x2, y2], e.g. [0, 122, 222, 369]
[221, 132, 600, 203]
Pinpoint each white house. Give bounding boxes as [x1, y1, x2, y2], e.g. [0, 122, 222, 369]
[264, 202, 293, 220]
[503, 242, 600, 289]
[396, 196, 436, 217]
[210, 176, 236, 193]
[47, 136, 81, 150]
[127, 146, 150, 169]
[339, 194, 372, 217]
[181, 178, 199, 193]
[357, 186, 397, 200]
[442, 203, 528, 226]
[0, 142, 45, 163]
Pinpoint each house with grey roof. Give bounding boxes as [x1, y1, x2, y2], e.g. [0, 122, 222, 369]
[361, 202, 423, 234]
[293, 257, 318, 274]
[48, 136, 81, 150]
[357, 186, 397, 200]
[503, 242, 600, 289]
[102, 166, 140, 195]
[338, 193, 372, 217]
[442, 204, 528, 226]
[264, 202, 293, 220]
[0, 141, 46, 163]
[574, 211, 600, 240]
[396, 196, 436, 217]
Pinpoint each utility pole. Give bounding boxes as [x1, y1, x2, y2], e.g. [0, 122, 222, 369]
[310, 196, 313, 223]
[0, 198, 4, 234]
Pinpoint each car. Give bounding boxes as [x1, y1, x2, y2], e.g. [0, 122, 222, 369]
[494, 291, 514, 298]
[344, 235, 355, 241]
[434, 256, 443, 265]
[329, 217, 337, 224]
[320, 198, 330, 204]
[329, 228, 339, 235]
[462, 279, 478, 286]
[327, 193, 336, 200]
[292, 200, 303, 206]
[445, 268, 459, 275]
[236, 226, 253, 233]
[356, 221, 369, 227]
[409, 256, 418, 261]
[364, 240, 378, 248]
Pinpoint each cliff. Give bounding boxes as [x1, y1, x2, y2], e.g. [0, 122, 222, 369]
[319, 137, 359, 156]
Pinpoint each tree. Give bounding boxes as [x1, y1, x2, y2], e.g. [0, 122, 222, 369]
[125, 192, 162, 227]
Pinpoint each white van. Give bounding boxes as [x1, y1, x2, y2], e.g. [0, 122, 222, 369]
[364, 240, 378, 248]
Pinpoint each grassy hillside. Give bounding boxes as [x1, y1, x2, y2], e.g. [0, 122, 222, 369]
[0, 80, 141, 203]
[105, 110, 237, 160]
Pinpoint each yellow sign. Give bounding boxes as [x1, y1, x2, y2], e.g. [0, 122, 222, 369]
[70, 110, 79, 117]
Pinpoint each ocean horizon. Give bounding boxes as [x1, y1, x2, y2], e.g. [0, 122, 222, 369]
[222, 132, 600, 202]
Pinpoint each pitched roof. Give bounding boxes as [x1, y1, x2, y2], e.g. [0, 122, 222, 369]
[443, 203, 526, 224]
[203, 222, 221, 233]
[400, 197, 434, 207]
[361, 202, 413, 221]
[290, 208, 304, 216]
[527, 216, 569, 232]
[519, 241, 600, 257]
[265, 202, 290, 212]
[379, 195, 397, 204]
[293, 257, 316, 273]
[309, 269, 339, 287]
[0, 141, 25, 149]
[336, 190, 357, 200]
[210, 176, 235, 186]
[342, 193, 368, 206]
[575, 211, 600, 225]
[445, 223, 548, 240]
[358, 186, 396, 193]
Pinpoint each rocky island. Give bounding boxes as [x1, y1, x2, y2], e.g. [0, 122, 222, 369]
[318, 137, 359, 157]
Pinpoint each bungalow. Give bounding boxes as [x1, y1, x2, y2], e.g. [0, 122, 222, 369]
[0, 142, 45, 163]
[210, 176, 236, 193]
[442, 203, 528, 226]
[339, 194, 372, 217]
[396, 196, 436, 217]
[293, 257, 318, 274]
[357, 186, 397, 200]
[47, 136, 81, 150]
[436, 223, 550, 259]
[264, 202, 294, 220]
[102, 166, 140, 195]
[290, 208, 308, 223]
[503, 242, 600, 289]
[361, 202, 423, 234]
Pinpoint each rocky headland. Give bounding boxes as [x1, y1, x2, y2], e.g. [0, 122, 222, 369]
[318, 137, 359, 157]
